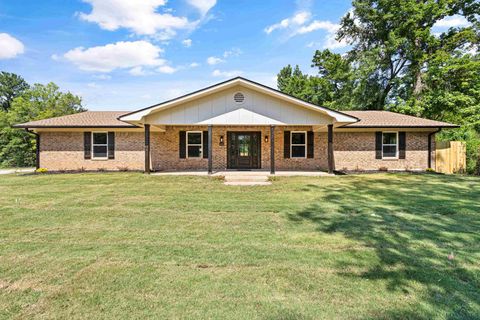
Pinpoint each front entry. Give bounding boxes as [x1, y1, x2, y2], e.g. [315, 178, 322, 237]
[227, 132, 261, 169]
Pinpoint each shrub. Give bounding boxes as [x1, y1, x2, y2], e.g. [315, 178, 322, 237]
[35, 168, 48, 173]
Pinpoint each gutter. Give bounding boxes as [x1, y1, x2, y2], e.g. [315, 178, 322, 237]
[24, 129, 40, 170]
[428, 128, 442, 169]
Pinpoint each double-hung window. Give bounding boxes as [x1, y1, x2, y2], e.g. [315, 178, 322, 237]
[92, 132, 108, 159]
[291, 131, 307, 158]
[382, 132, 398, 159]
[186, 131, 202, 158]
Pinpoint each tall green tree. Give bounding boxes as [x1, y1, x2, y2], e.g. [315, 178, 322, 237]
[0, 72, 29, 112]
[0, 82, 85, 167]
[338, 0, 479, 109]
[277, 0, 479, 173]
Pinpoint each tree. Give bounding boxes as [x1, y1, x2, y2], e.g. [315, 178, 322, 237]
[277, 0, 480, 173]
[0, 72, 29, 112]
[337, 0, 479, 109]
[277, 54, 354, 109]
[0, 82, 85, 167]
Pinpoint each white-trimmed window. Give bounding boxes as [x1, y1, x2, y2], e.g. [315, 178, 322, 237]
[291, 131, 307, 158]
[92, 132, 108, 159]
[186, 131, 202, 158]
[382, 132, 398, 159]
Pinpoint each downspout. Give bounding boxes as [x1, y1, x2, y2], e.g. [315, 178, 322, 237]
[428, 128, 441, 170]
[25, 129, 40, 170]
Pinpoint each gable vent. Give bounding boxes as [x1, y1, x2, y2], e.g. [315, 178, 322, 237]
[234, 92, 245, 104]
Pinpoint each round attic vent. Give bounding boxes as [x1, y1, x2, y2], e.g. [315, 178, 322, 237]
[234, 92, 245, 104]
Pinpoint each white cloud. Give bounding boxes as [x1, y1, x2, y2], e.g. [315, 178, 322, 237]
[64, 40, 166, 72]
[87, 82, 100, 88]
[296, 20, 338, 35]
[434, 15, 470, 28]
[186, 0, 216, 16]
[297, 20, 348, 49]
[93, 74, 112, 80]
[78, 0, 191, 38]
[223, 48, 242, 58]
[189, 62, 200, 68]
[212, 69, 243, 77]
[0, 33, 24, 59]
[207, 56, 225, 65]
[264, 11, 311, 34]
[182, 39, 192, 47]
[129, 66, 147, 76]
[157, 65, 177, 74]
[265, 9, 349, 50]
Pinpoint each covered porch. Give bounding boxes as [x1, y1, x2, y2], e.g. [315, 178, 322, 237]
[118, 77, 358, 175]
[142, 124, 337, 175]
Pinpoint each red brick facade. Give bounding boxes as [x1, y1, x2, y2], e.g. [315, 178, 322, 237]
[38, 126, 435, 172]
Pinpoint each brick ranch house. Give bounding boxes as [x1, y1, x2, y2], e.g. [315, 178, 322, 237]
[15, 77, 457, 174]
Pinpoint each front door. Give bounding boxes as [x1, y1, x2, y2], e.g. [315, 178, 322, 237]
[227, 132, 261, 169]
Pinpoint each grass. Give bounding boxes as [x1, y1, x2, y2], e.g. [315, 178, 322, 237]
[0, 172, 479, 319]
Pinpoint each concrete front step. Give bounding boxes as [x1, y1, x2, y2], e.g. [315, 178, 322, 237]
[224, 181, 272, 186]
[224, 176, 269, 182]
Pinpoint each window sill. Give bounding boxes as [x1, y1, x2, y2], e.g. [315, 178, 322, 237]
[382, 158, 399, 161]
[91, 158, 109, 161]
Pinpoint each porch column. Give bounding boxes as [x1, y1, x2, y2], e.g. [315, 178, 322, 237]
[270, 125, 275, 174]
[208, 125, 213, 174]
[35, 133, 40, 170]
[144, 124, 150, 174]
[327, 124, 335, 174]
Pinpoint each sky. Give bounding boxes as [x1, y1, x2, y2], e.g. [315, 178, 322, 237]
[0, 0, 471, 111]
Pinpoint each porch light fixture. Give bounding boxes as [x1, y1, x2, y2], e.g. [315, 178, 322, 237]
[265, 135, 269, 143]
[219, 135, 224, 146]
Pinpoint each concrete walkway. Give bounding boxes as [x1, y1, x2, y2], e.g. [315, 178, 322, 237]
[152, 170, 332, 186]
[0, 168, 35, 175]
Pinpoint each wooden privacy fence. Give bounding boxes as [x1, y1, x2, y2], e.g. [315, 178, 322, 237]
[436, 141, 466, 174]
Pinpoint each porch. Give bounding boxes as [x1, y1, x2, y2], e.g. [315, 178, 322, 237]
[143, 125, 336, 175]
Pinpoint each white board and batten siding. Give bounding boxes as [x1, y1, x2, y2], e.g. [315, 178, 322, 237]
[145, 86, 333, 126]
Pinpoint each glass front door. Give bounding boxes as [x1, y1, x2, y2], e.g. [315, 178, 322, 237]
[227, 132, 261, 169]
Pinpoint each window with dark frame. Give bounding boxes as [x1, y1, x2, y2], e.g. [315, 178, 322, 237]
[382, 132, 398, 158]
[92, 132, 108, 159]
[187, 131, 202, 158]
[291, 131, 306, 158]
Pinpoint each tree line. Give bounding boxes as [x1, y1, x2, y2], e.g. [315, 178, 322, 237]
[277, 0, 479, 174]
[0, 72, 85, 167]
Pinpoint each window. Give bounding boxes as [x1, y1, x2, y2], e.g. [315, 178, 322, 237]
[291, 131, 306, 158]
[382, 132, 398, 158]
[187, 131, 202, 158]
[92, 132, 108, 159]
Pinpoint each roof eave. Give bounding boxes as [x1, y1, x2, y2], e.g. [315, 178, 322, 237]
[340, 124, 460, 129]
[13, 125, 139, 129]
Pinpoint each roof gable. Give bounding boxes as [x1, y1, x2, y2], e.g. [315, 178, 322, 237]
[119, 77, 358, 125]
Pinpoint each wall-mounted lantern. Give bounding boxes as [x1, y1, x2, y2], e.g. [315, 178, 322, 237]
[219, 135, 224, 146]
[264, 135, 269, 143]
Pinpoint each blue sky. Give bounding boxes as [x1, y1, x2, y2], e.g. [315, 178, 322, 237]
[0, 0, 470, 111]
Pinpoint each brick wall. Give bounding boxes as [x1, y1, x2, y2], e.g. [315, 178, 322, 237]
[39, 128, 434, 172]
[40, 131, 144, 171]
[333, 131, 433, 171]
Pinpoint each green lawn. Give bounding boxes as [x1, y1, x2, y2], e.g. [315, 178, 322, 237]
[0, 173, 479, 319]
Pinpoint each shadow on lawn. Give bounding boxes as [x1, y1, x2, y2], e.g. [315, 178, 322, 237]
[289, 174, 480, 319]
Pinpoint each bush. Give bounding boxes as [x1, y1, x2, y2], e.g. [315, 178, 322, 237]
[35, 168, 48, 173]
